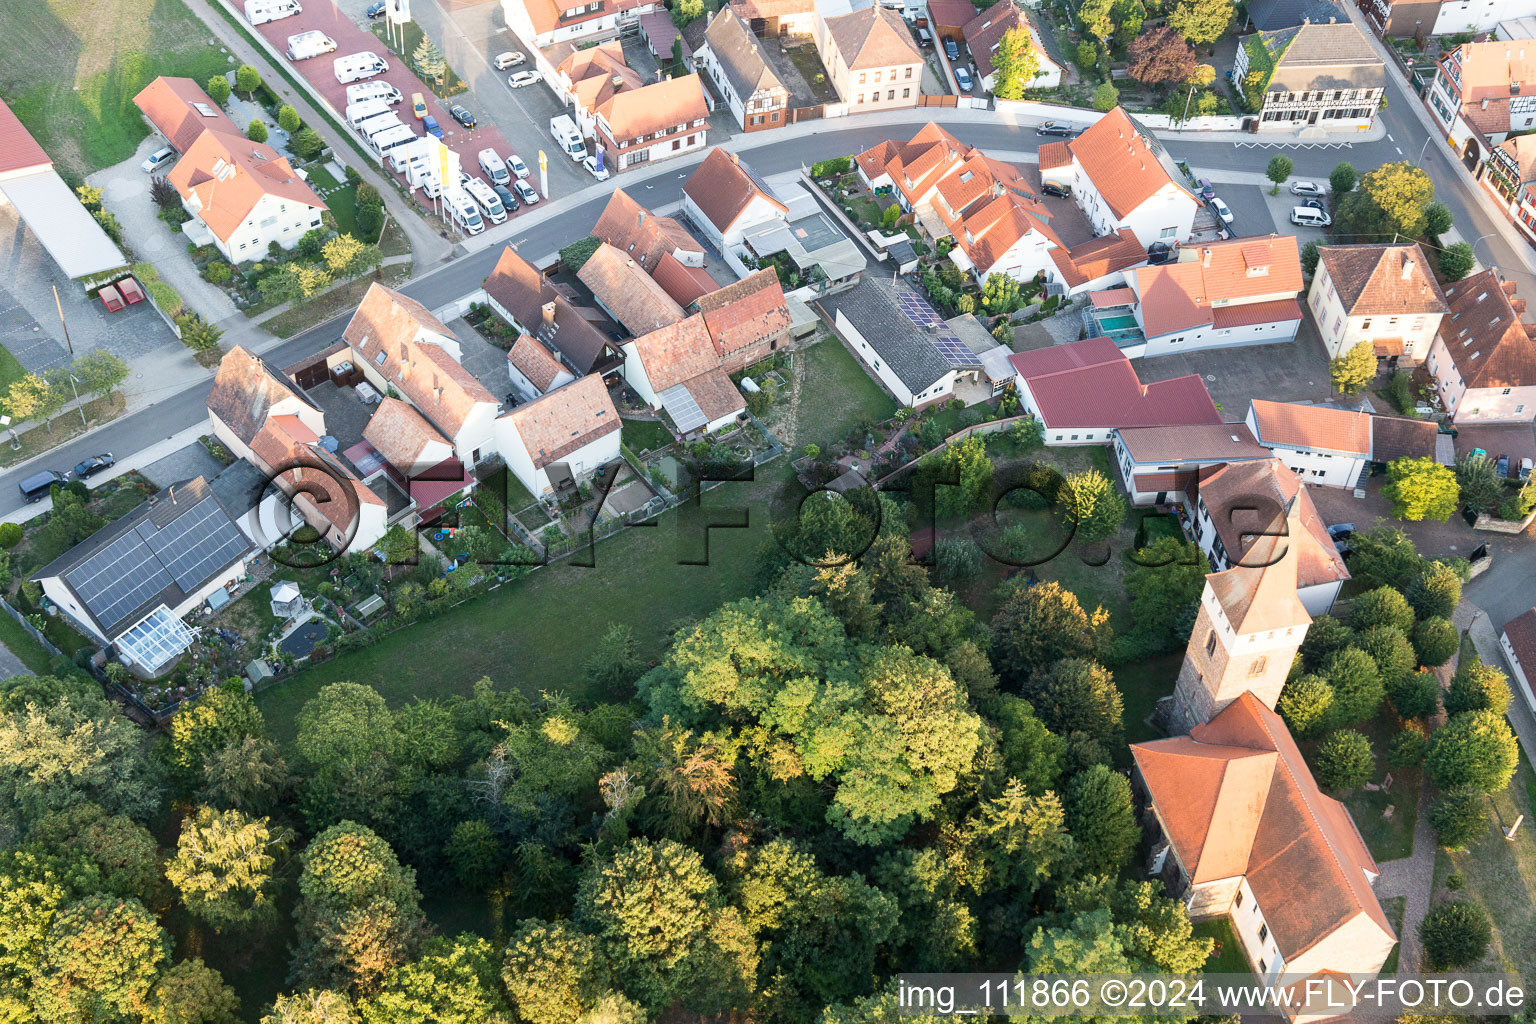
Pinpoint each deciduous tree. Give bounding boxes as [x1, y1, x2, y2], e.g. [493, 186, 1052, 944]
[1127, 27, 1196, 86]
[1277, 674, 1334, 738]
[1407, 560, 1463, 620]
[1302, 240, 1320, 275]
[1387, 669, 1441, 722]
[991, 27, 1042, 99]
[235, 65, 262, 98]
[1329, 340, 1376, 395]
[1426, 709, 1520, 794]
[1313, 730, 1374, 790]
[199, 736, 293, 815]
[1058, 467, 1126, 542]
[1322, 647, 1384, 727]
[1412, 616, 1458, 667]
[33, 895, 170, 1023]
[1456, 453, 1504, 516]
[1429, 790, 1489, 851]
[1329, 162, 1357, 195]
[1063, 764, 1139, 875]
[142, 958, 243, 1024]
[262, 989, 361, 1024]
[1420, 900, 1491, 969]
[1266, 154, 1293, 193]
[1026, 658, 1124, 748]
[207, 75, 232, 105]
[1168, 0, 1233, 45]
[1444, 657, 1513, 717]
[166, 806, 289, 932]
[360, 934, 509, 1024]
[500, 920, 609, 1024]
[247, 119, 269, 144]
[990, 581, 1110, 686]
[1383, 457, 1459, 521]
[278, 105, 302, 133]
[1091, 81, 1120, 111]
[1440, 241, 1475, 281]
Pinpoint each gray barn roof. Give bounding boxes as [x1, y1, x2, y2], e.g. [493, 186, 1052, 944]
[818, 280, 954, 394]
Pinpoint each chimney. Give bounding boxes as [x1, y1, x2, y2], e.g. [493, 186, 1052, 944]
[1402, 255, 1415, 280]
[637, 209, 646, 227]
[927, 322, 940, 334]
[1202, 247, 1212, 268]
[542, 301, 557, 328]
[611, 74, 624, 89]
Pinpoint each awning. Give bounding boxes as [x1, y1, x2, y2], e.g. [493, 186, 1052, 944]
[1373, 337, 1405, 356]
[658, 381, 708, 434]
[0, 170, 126, 279]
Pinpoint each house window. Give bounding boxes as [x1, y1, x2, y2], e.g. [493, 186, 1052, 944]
[1361, 318, 1372, 330]
[1259, 923, 1269, 943]
[859, 72, 867, 84]
[1070, 434, 1079, 441]
[1235, 890, 1244, 908]
[1259, 959, 1268, 976]
[1248, 656, 1267, 677]
[857, 94, 865, 103]
[905, 66, 914, 78]
[1159, 226, 1177, 239]
[1205, 631, 1217, 657]
[1503, 387, 1513, 394]
[874, 71, 882, 82]
[903, 88, 911, 97]
[887, 89, 895, 100]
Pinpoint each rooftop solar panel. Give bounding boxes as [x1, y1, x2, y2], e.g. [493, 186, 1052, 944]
[659, 382, 707, 434]
[64, 532, 174, 634]
[143, 498, 248, 591]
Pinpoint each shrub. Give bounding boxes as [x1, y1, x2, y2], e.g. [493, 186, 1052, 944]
[1277, 674, 1333, 738]
[1386, 669, 1440, 722]
[1444, 659, 1513, 717]
[146, 280, 183, 318]
[1092, 81, 1119, 111]
[1407, 560, 1462, 620]
[1387, 728, 1427, 769]
[202, 261, 233, 285]
[810, 156, 852, 178]
[1349, 586, 1415, 634]
[560, 235, 602, 272]
[235, 64, 261, 98]
[933, 537, 984, 587]
[1388, 369, 1415, 415]
[246, 119, 268, 143]
[1420, 901, 1492, 969]
[130, 262, 159, 283]
[1411, 616, 1458, 667]
[1313, 730, 1374, 790]
[1426, 709, 1520, 793]
[291, 128, 325, 160]
[0, 523, 20, 549]
[207, 75, 231, 105]
[277, 105, 301, 133]
[1429, 790, 1489, 851]
[1301, 240, 1320, 276]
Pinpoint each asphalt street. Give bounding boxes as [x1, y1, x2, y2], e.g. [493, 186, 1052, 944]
[5, 63, 1534, 526]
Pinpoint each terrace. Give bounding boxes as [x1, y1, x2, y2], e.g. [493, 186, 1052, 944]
[1083, 287, 1146, 347]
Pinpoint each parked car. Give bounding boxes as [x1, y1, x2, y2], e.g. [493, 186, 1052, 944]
[1471, 446, 1488, 460]
[1326, 522, 1355, 540]
[141, 146, 175, 173]
[449, 105, 475, 128]
[1040, 181, 1070, 199]
[423, 115, 443, 139]
[492, 183, 520, 212]
[365, 1, 385, 17]
[1147, 241, 1173, 265]
[1290, 206, 1331, 227]
[1035, 121, 1075, 137]
[954, 66, 973, 91]
[1211, 196, 1234, 224]
[411, 92, 427, 119]
[1302, 198, 1325, 211]
[493, 50, 526, 69]
[1290, 181, 1325, 197]
[506, 152, 530, 179]
[582, 154, 609, 181]
[508, 70, 542, 88]
[17, 470, 65, 504]
[514, 179, 539, 205]
[944, 39, 959, 61]
[1520, 457, 1533, 481]
[1196, 178, 1215, 201]
[73, 453, 116, 479]
[1497, 453, 1511, 477]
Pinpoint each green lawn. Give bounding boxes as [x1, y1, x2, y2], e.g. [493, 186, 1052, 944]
[1116, 653, 1182, 747]
[326, 184, 360, 238]
[793, 338, 897, 448]
[1193, 917, 1252, 975]
[1433, 756, 1536, 986]
[0, 345, 27, 418]
[257, 463, 798, 745]
[0, 0, 232, 178]
[621, 418, 674, 456]
[1379, 895, 1406, 974]
[1335, 714, 1421, 863]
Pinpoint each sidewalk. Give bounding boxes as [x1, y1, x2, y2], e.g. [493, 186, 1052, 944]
[0, 422, 209, 526]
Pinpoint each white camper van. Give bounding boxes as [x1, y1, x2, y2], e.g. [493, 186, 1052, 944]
[448, 191, 485, 235]
[244, 0, 301, 26]
[346, 80, 403, 106]
[346, 99, 392, 129]
[549, 115, 586, 161]
[464, 178, 507, 224]
[334, 52, 388, 84]
[355, 112, 404, 141]
[286, 31, 337, 61]
[477, 149, 510, 186]
[369, 124, 416, 160]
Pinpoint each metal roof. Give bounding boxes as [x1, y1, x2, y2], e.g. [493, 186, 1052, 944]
[0, 171, 127, 279]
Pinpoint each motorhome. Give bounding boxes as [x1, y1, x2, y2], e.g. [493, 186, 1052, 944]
[549, 115, 586, 161]
[464, 178, 507, 224]
[355, 111, 404, 141]
[334, 52, 389, 84]
[286, 31, 337, 61]
[447, 191, 485, 235]
[244, 0, 301, 26]
[346, 80, 403, 106]
[477, 149, 509, 186]
[368, 123, 416, 160]
[346, 99, 392, 129]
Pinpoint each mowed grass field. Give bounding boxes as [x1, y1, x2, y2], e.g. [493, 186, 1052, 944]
[0, 0, 232, 178]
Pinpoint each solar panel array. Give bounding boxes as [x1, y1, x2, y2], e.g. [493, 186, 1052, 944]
[896, 289, 983, 369]
[63, 494, 249, 636]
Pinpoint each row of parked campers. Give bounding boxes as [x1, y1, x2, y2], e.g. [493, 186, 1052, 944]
[335, 52, 388, 84]
[245, 0, 301, 25]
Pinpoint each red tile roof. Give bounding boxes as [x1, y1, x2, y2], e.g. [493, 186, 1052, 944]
[1193, 458, 1350, 592]
[1316, 243, 1448, 317]
[1069, 106, 1194, 219]
[854, 122, 966, 208]
[1038, 139, 1071, 170]
[596, 74, 709, 144]
[0, 99, 51, 176]
[364, 397, 452, 475]
[559, 41, 645, 115]
[683, 147, 786, 234]
[132, 77, 239, 153]
[1117, 422, 1267, 463]
[1010, 336, 1222, 430]
[1133, 692, 1392, 960]
[652, 252, 720, 307]
[167, 129, 326, 244]
[207, 345, 317, 446]
[1210, 297, 1303, 330]
[1048, 228, 1146, 289]
[343, 283, 496, 439]
[696, 268, 791, 358]
[1129, 235, 1304, 336]
[578, 243, 685, 336]
[592, 188, 700, 269]
[508, 334, 567, 394]
[1503, 607, 1536, 698]
[824, 5, 923, 69]
[500, 374, 620, 470]
[1249, 399, 1373, 457]
[483, 246, 614, 375]
[519, 0, 649, 37]
[1437, 269, 1536, 390]
[630, 314, 720, 392]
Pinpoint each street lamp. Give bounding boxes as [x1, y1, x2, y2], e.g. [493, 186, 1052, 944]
[1419, 135, 1434, 165]
[1472, 231, 1497, 268]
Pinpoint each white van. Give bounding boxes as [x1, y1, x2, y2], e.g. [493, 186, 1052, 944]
[549, 115, 586, 161]
[335, 52, 388, 84]
[1290, 206, 1331, 227]
[245, 0, 301, 26]
[448, 192, 485, 235]
[464, 178, 507, 223]
[346, 99, 392, 129]
[286, 31, 336, 61]
[346, 80, 403, 106]
[477, 148, 510, 186]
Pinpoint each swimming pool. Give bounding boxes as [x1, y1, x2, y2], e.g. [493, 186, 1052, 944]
[1095, 313, 1139, 331]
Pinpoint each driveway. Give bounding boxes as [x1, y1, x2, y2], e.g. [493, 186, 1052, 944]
[90, 139, 240, 325]
[0, 190, 180, 372]
[1132, 311, 1337, 417]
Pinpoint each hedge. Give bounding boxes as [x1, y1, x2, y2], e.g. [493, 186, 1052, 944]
[146, 280, 183, 318]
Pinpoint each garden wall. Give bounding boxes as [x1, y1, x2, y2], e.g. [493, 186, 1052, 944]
[1473, 507, 1536, 533]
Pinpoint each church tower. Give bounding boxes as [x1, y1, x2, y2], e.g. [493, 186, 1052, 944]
[1169, 498, 1312, 734]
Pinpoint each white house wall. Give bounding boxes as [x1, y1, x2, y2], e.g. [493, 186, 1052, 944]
[201, 192, 324, 263]
[1074, 158, 1197, 247]
[1140, 316, 1300, 358]
[1499, 630, 1536, 715]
